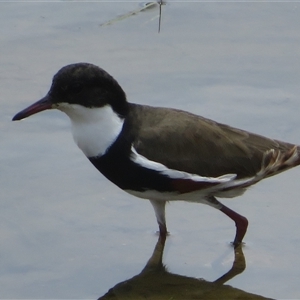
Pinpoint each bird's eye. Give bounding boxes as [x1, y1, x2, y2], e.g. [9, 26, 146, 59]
[71, 81, 83, 94]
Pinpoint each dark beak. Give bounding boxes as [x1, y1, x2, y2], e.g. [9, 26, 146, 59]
[12, 95, 53, 121]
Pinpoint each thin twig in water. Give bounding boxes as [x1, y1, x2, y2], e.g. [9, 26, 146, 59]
[158, 1, 162, 33]
[158, 0, 165, 33]
[99, 2, 157, 27]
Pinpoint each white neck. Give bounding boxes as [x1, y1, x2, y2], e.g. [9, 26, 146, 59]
[58, 103, 124, 157]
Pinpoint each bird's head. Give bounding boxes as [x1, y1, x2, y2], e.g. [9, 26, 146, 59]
[12, 63, 129, 122]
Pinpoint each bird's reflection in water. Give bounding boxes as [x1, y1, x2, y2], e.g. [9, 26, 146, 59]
[98, 236, 273, 300]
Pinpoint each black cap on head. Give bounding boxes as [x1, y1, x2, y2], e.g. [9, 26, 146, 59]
[12, 63, 129, 121]
[49, 63, 129, 117]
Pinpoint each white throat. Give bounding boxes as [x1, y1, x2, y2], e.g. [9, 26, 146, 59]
[58, 103, 124, 157]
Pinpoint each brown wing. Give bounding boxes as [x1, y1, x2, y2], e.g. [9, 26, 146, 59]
[128, 104, 295, 179]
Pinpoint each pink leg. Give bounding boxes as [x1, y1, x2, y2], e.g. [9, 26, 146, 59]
[206, 196, 248, 246]
[220, 205, 248, 246]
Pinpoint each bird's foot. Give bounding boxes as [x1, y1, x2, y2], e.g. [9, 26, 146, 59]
[230, 240, 246, 249]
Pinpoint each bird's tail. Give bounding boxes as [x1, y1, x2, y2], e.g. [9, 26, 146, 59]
[259, 145, 300, 179]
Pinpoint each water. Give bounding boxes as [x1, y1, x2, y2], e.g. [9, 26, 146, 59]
[1, 2, 300, 298]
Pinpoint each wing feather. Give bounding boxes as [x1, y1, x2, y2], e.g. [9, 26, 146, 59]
[127, 104, 295, 179]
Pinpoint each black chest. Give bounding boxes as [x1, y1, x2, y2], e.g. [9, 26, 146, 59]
[89, 152, 173, 192]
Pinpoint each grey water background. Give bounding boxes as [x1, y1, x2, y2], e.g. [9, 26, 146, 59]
[1, 1, 300, 299]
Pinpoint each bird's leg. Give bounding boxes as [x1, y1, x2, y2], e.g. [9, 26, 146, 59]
[206, 196, 248, 247]
[149, 199, 168, 240]
[220, 204, 248, 247]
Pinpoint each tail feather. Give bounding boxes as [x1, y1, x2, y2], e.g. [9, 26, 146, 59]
[217, 145, 300, 197]
[260, 145, 300, 178]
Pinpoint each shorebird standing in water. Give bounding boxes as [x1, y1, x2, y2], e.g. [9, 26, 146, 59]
[13, 63, 300, 246]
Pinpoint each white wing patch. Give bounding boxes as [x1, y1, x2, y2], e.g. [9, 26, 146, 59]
[130, 145, 300, 198]
[129, 146, 262, 201]
[130, 147, 237, 183]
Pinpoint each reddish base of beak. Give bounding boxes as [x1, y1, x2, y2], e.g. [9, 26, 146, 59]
[12, 96, 53, 121]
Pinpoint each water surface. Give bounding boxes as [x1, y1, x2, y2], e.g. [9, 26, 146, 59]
[1, 2, 300, 299]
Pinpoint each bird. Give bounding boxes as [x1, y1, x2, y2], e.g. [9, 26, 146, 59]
[12, 62, 300, 246]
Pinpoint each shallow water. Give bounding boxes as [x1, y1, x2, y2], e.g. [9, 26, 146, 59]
[1, 2, 300, 299]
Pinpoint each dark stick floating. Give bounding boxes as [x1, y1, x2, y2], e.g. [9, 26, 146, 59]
[12, 63, 300, 246]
